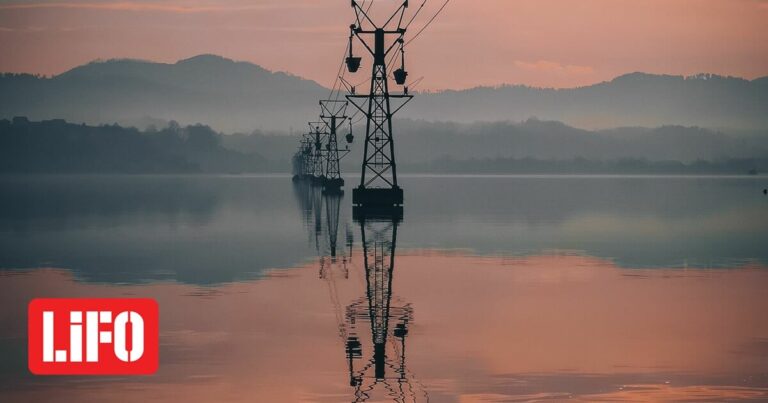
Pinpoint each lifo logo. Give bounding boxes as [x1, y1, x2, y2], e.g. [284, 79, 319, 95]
[28, 298, 158, 375]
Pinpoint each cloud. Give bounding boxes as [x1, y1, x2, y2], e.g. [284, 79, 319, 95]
[514, 60, 595, 75]
[0, 25, 49, 32]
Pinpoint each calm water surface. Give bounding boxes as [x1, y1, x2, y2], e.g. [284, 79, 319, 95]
[1, 174, 767, 402]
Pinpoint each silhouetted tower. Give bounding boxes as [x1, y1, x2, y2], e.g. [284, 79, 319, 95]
[309, 121, 327, 183]
[341, 214, 425, 401]
[291, 150, 302, 181]
[359, 217, 400, 380]
[310, 184, 325, 252]
[304, 189, 423, 400]
[324, 192, 342, 260]
[292, 177, 313, 227]
[319, 100, 353, 194]
[298, 133, 315, 180]
[346, 0, 413, 210]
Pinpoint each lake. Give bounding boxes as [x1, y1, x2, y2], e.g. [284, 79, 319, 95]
[1, 174, 767, 402]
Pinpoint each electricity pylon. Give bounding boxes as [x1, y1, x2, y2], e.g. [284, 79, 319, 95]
[293, 132, 314, 182]
[324, 192, 342, 259]
[342, 214, 425, 402]
[308, 121, 327, 184]
[345, 0, 413, 211]
[291, 149, 303, 181]
[298, 171, 426, 401]
[320, 100, 353, 194]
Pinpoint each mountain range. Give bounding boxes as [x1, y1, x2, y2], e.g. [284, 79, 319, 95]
[1, 55, 766, 133]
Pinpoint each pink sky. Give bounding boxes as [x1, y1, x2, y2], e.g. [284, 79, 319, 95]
[1, 0, 767, 89]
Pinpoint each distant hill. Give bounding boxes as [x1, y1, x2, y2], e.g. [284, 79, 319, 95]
[0, 55, 327, 133]
[406, 73, 768, 131]
[2, 117, 765, 174]
[226, 118, 768, 173]
[0, 117, 264, 173]
[393, 119, 767, 162]
[1, 55, 766, 132]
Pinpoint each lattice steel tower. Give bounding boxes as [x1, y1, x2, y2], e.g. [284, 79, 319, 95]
[346, 0, 413, 210]
[320, 100, 353, 194]
[298, 132, 315, 180]
[308, 121, 327, 184]
[341, 215, 425, 401]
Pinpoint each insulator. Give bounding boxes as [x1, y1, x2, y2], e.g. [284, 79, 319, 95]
[346, 57, 361, 73]
[346, 132, 354, 144]
[395, 38, 407, 85]
[394, 68, 408, 85]
[346, 30, 361, 73]
[394, 323, 408, 338]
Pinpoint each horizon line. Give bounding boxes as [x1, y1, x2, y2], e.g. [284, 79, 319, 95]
[2, 54, 766, 93]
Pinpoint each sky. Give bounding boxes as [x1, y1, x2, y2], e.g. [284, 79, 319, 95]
[0, 0, 767, 90]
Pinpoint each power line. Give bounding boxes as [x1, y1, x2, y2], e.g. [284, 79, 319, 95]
[406, 0, 451, 45]
[328, 41, 348, 100]
[404, 0, 429, 29]
[329, 0, 450, 108]
[384, 0, 449, 82]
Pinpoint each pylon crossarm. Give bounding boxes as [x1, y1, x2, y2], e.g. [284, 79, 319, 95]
[395, 3, 407, 29]
[346, 95, 372, 117]
[352, 0, 408, 31]
[351, 1, 376, 29]
[382, 1, 409, 30]
[384, 39, 402, 59]
[352, 34, 402, 72]
[389, 96, 413, 116]
[320, 116, 339, 129]
[356, 29, 406, 35]
[352, 32, 375, 57]
[320, 100, 349, 118]
[308, 121, 327, 132]
[339, 76, 355, 94]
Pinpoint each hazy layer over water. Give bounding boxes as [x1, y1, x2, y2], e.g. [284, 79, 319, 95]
[1, 175, 766, 282]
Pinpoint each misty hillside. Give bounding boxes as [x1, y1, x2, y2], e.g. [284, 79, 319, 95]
[406, 73, 768, 131]
[227, 118, 768, 169]
[394, 119, 766, 162]
[1, 55, 767, 133]
[2, 117, 765, 174]
[0, 55, 327, 133]
[0, 117, 264, 173]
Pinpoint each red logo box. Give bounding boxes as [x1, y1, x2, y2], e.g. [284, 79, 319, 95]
[28, 298, 158, 375]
